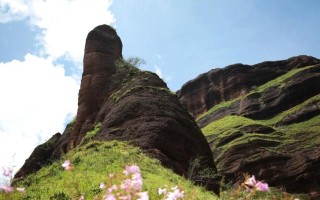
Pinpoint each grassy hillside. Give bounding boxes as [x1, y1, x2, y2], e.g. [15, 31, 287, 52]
[1, 141, 218, 200]
[1, 141, 307, 200]
[199, 64, 319, 199]
[197, 64, 318, 122]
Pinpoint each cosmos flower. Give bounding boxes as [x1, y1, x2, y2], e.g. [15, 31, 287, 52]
[62, 160, 72, 171]
[0, 185, 14, 193]
[245, 175, 269, 192]
[100, 183, 106, 189]
[137, 191, 149, 200]
[104, 194, 116, 200]
[158, 188, 167, 195]
[16, 187, 26, 193]
[1, 167, 13, 177]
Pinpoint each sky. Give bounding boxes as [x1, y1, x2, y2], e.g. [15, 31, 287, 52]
[0, 0, 320, 180]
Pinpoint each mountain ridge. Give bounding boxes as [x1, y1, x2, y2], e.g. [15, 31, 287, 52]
[178, 57, 320, 198]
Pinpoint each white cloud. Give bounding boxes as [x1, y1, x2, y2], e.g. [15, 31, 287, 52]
[0, 0, 115, 62]
[0, 0, 29, 23]
[154, 65, 173, 82]
[0, 0, 116, 177]
[154, 65, 163, 79]
[0, 54, 79, 172]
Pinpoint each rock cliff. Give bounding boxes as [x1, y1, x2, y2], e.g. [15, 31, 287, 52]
[15, 25, 219, 192]
[178, 57, 320, 198]
[177, 55, 320, 118]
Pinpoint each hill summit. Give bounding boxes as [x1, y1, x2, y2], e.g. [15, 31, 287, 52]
[14, 25, 219, 193]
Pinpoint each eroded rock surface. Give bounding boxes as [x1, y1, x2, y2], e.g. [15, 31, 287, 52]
[180, 59, 320, 197]
[178, 55, 320, 118]
[15, 25, 219, 192]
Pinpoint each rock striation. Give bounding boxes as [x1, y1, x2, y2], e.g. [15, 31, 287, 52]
[177, 55, 320, 119]
[15, 25, 219, 192]
[178, 57, 320, 198]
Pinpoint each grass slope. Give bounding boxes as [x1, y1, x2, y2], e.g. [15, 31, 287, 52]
[2, 141, 218, 200]
[199, 65, 319, 200]
[197, 65, 317, 122]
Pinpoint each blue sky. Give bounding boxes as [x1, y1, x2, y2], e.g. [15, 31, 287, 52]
[112, 0, 320, 89]
[0, 0, 320, 179]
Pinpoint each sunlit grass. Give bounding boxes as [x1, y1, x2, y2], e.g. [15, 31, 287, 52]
[3, 141, 218, 200]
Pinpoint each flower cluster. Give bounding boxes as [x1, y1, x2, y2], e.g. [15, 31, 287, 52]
[62, 160, 72, 171]
[244, 175, 269, 192]
[0, 167, 25, 194]
[158, 186, 184, 200]
[102, 165, 149, 200]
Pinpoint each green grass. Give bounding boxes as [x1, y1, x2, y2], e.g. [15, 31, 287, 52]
[201, 115, 258, 137]
[251, 65, 315, 94]
[80, 122, 102, 145]
[196, 99, 238, 122]
[2, 140, 308, 200]
[111, 85, 175, 103]
[220, 186, 308, 200]
[197, 65, 318, 122]
[4, 141, 218, 200]
[258, 93, 320, 126]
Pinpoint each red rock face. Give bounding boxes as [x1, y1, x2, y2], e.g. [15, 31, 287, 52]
[69, 25, 123, 148]
[15, 25, 219, 193]
[177, 56, 320, 118]
[179, 57, 320, 197]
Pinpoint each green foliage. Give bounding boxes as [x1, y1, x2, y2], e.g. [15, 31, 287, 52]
[201, 115, 257, 137]
[8, 141, 218, 200]
[258, 94, 320, 126]
[197, 65, 318, 122]
[111, 85, 175, 103]
[80, 122, 102, 145]
[49, 191, 70, 200]
[252, 65, 315, 94]
[115, 57, 146, 69]
[220, 186, 308, 200]
[69, 117, 76, 126]
[187, 157, 221, 188]
[196, 99, 238, 122]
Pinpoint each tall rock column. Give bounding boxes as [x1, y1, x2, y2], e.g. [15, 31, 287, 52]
[68, 25, 123, 149]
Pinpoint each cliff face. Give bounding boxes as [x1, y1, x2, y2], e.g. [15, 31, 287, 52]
[177, 55, 320, 118]
[178, 57, 320, 197]
[15, 25, 219, 192]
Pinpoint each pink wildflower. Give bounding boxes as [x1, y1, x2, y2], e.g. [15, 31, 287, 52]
[121, 165, 143, 192]
[119, 194, 132, 200]
[107, 185, 118, 193]
[62, 160, 72, 171]
[158, 188, 167, 195]
[1, 167, 13, 177]
[121, 178, 142, 192]
[79, 195, 85, 200]
[245, 175, 256, 186]
[245, 175, 269, 192]
[123, 165, 140, 175]
[255, 181, 269, 192]
[104, 194, 116, 200]
[165, 188, 184, 200]
[137, 191, 149, 200]
[100, 183, 106, 189]
[16, 187, 26, 193]
[0, 186, 14, 193]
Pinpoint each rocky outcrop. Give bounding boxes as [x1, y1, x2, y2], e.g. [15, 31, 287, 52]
[177, 55, 320, 118]
[180, 58, 320, 197]
[15, 25, 219, 192]
[14, 133, 61, 180]
[197, 64, 320, 128]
